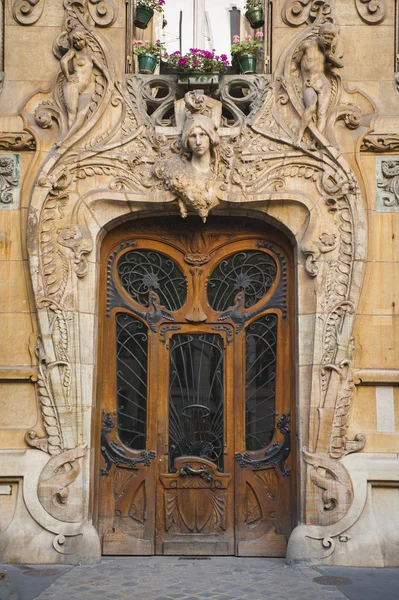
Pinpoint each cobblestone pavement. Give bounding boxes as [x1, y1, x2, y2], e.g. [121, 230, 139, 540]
[29, 557, 347, 600]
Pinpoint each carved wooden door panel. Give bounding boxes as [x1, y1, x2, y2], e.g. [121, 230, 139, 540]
[96, 217, 295, 556]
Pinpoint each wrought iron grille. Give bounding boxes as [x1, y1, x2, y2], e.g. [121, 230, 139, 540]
[116, 312, 148, 450]
[117, 249, 187, 311]
[168, 334, 224, 472]
[207, 251, 277, 312]
[245, 314, 278, 452]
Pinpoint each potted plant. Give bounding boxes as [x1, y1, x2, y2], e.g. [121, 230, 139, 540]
[231, 33, 263, 74]
[134, 0, 165, 30]
[133, 39, 166, 74]
[163, 48, 230, 89]
[244, 0, 265, 29]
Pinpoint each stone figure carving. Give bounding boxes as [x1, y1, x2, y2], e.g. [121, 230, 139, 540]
[59, 27, 110, 145]
[294, 22, 343, 145]
[157, 93, 226, 222]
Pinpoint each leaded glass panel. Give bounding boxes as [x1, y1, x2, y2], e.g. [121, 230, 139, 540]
[168, 334, 224, 472]
[117, 249, 187, 311]
[245, 314, 278, 452]
[116, 312, 148, 450]
[207, 251, 277, 312]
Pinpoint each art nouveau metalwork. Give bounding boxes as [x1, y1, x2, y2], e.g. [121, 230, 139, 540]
[168, 333, 225, 473]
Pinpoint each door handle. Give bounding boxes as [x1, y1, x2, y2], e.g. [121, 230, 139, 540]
[180, 463, 213, 483]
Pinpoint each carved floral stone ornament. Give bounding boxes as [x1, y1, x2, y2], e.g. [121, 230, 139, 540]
[0, 155, 19, 206]
[376, 157, 399, 211]
[17, 0, 379, 564]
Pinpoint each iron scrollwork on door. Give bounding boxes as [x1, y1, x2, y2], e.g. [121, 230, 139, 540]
[107, 243, 187, 330]
[180, 463, 213, 484]
[208, 245, 287, 332]
[235, 413, 291, 477]
[100, 411, 156, 476]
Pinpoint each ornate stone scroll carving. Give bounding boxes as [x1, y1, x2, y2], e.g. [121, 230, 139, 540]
[361, 134, 399, 153]
[38, 445, 87, 522]
[303, 450, 353, 525]
[282, 0, 334, 27]
[0, 132, 36, 151]
[354, 0, 386, 25]
[88, 0, 119, 27]
[33, 337, 64, 455]
[0, 155, 19, 205]
[23, 0, 374, 564]
[12, 0, 45, 25]
[377, 159, 399, 209]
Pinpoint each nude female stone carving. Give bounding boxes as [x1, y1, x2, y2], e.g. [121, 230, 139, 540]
[59, 28, 110, 145]
[159, 113, 221, 222]
[294, 22, 344, 146]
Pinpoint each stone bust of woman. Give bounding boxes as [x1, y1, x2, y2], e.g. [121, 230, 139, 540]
[159, 113, 221, 222]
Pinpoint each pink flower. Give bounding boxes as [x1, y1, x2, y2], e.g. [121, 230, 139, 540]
[233, 35, 240, 43]
[245, 34, 252, 42]
[255, 31, 264, 39]
[178, 57, 187, 67]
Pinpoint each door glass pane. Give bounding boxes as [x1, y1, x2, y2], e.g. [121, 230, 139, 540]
[168, 333, 224, 472]
[245, 314, 278, 451]
[116, 313, 148, 450]
[117, 249, 187, 311]
[207, 250, 277, 312]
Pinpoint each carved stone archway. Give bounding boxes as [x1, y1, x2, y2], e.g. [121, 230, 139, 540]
[16, 0, 377, 564]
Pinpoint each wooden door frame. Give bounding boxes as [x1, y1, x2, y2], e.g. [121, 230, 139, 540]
[93, 214, 298, 555]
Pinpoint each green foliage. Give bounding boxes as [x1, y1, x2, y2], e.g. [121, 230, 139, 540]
[132, 39, 166, 57]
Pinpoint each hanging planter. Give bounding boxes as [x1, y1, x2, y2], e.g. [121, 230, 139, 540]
[133, 40, 165, 74]
[134, 4, 154, 29]
[245, 6, 265, 29]
[231, 34, 262, 74]
[138, 53, 158, 74]
[237, 54, 257, 74]
[177, 72, 220, 91]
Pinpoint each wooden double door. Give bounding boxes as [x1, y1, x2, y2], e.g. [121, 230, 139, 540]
[96, 217, 295, 556]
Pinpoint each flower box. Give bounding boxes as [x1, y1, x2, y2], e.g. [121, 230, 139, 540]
[177, 72, 220, 91]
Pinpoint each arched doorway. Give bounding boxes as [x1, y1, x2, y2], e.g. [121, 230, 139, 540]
[95, 216, 296, 556]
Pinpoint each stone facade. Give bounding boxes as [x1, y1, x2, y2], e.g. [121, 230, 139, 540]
[0, 0, 398, 567]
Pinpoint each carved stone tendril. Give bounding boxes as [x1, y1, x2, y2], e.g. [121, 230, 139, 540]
[12, 0, 45, 25]
[88, 0, 119, 28]
[354, 0, 386, 25]
[282, 0, 333, 27]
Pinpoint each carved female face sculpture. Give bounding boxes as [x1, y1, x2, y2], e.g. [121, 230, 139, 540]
[187, 126, 211, 157]
[182, 114, 220, 162]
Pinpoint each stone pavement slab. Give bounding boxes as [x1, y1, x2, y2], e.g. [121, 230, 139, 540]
[7, 557, 348, 600]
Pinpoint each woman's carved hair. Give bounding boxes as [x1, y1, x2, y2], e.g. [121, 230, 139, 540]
[70, 27, 87, 46]
[181, 114, 220, 154]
